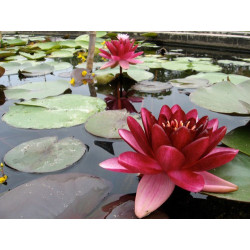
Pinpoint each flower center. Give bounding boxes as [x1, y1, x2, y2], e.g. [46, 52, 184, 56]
[162, 119, 196, 131]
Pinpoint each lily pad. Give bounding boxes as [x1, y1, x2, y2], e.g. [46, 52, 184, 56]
[85, 109, 142, 139]
[0, 61, 35, 75]
[48, 49, 74, 58]
[28, 36, 46, 42]
[190, 80, 250, 115]
[2, 94, 106, 129]
[131, 80, 172, 93]
[19, 51, 46, 60]
[96, 31, 107, 37]
[46, 62, 72, 71]
[169, 78, 210, 89]
[36, 42, 61, 51]
[4, 80, 70, 100]
[5, 39, 27, 46]
[4, 55, 27, 61]
[0, 50, 16, 59]
[0, 173, 112, 218]
[95, 67, 154, 82]
[19, 63, 54, 77]
[204, 153, 250, 202]
[175, 57, 212, 62]
[186, 72, 249, 85]
[217, 60, 250, 67]
[58, 40, 78, 48]
[4, 137, 86, 173]
[222, 125, 250, 156]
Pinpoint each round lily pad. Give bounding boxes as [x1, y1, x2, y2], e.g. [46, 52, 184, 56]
[186, 72, 249, 85]
[48, 50, 74, 58]
[19, 51, 46, 60]
[36, 42, 61, 51]
[169, 78, 210, 89]
[4, 80, 70, 100]
[2, 94, 106, 129]
[0, 61, 35, 75]
[4, 55, 27, 61]
[222, 125, 250, 156]
[6, 39, 27, 46]
[0, 173, 112, 218]
[204, 153, 250, 202]
[19, 63, 54, 77]
[190, 80, 250, 115]
[131, 80, 172, 93]
[46, 61, 72, 71]
[0, 51, 16, 59]
[4, 137, 86, 173]
[85, 109, 142, 139]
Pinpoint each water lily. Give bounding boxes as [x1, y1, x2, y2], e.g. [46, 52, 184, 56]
[99, 104, 239, 218]
[99, 34, 143, 70]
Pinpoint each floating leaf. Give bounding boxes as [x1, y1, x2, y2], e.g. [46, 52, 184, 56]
[4, 80, 70, 100]
[174, 57, 212, 62]
[2, 94, 106, 129]
[48, 49, 74, 58]
[75, 34, 89, 42]
[222, 125, 250, 156]
[169, 78, 210, 89]
[96, 31, 107, 37]
[4, 55, 27, 61]
[4, 137, 86, 173]
[190, 80, 250, 114]
[19, 63, 54, 77]
[0, 50, 16, 59]
[46, 62, 72, 71]
[28, 36, 46, 42]
[36, 42, 61, 51]
[19, 51, 46, 60]
[0, 61, 36, 75]
[204, 153, 250, 202]
[85, 110, 141, 139]
[132, 80, 172, 93]
[58, 40, 78, 48]
[217, 60, 250, 67]
[0, 173, 112, 218]
[6, 39, 27, 46]
[186, 72, 249, 85]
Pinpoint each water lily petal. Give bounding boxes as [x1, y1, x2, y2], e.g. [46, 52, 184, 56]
[190, 147, 239, 172]
[170, 126, 193, 150]
[156, 145, 185, 172]
[171, 104, 182, 113]
[100, 60, 118, 69]
[118, 152, 162, 174]
[207, 118, 219, 132]
[171, 109, 186, 123]
[168, 170, 204, 192]
[118, 129, 145, 155]
[159, 105, 172, 120]
[151, 124, 172, 152]
[135, 173, 175, 218]
[204, 126, 227, 155]
[127, 116, 154, 157]
[182, 137, 210, 165]
[200, 171, 238, 193]
[127, 58, 143, 64]
[119, 60, 130, 69]
[99, 157, 134, 173]
[186, 109, 198, 122]
[141, 108, 157, 142]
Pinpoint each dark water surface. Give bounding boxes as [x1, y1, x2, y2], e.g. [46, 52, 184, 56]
[0, 42, 250, 218]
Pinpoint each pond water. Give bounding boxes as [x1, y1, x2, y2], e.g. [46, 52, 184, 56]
[0, 35, 250, 218]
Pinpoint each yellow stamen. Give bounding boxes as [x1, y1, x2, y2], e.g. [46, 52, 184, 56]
[82, 70, 87, 77]
[180, 121, 184, 127]
[70, 78, 75, 86]
[174, 119, 178, 128]
[0, 162, 3, 168]
[82, 80, 88, 85]
[91, 73, 95, 77]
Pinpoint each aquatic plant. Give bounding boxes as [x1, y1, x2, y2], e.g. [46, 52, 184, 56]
[99, 34, 143, 70]
[100, 104, 239, 218]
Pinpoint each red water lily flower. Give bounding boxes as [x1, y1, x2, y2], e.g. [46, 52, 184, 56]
[99, 34, 143, 70]
[100, 104, 239, 218]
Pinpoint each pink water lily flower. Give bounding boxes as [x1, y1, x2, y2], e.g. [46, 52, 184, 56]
[99, 34, 143, 70]
[100, 105, 239, 218]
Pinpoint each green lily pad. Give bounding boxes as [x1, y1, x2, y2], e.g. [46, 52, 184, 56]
[96, 31, 107, 37]
[46, 61, 72, 71]
[161, 61, 191, 71]
[222, 126, 250, 156]
[204, 153, 250, 202]
[0, 50, 16, 59]
[190, 80, 250, 115]
[36, 42, 61, 51]
[95, 73, 115, 84]
[132, 80, 172, 93]
[0, 61, 36, 75]
[95, 67, 154, 82]
[76, 62, 105, 70]
[48, 49, 74, 58]
[174, 57, 212, 62]
[58, 40, 77, 48]
[4, 137, 86, 173]
[169, 78, 210, 89]
[2, 94, 106, 129]
[217, 60, 250, 67]
[19, 63, 54, 77]
[186, 72, 249, 85]
[19, 51, 46, 60]
[85, 109, 142, 139]
[28, 36, 46, 42]
[75, 40, 89, 49]
[6, 39, 27, 46]
[4, 80, 70, 100]
[75, 34, 89, 41]
[0, 173, 112, 218]
[4, 55, 27, 61]
[242, 58, 250, 62]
